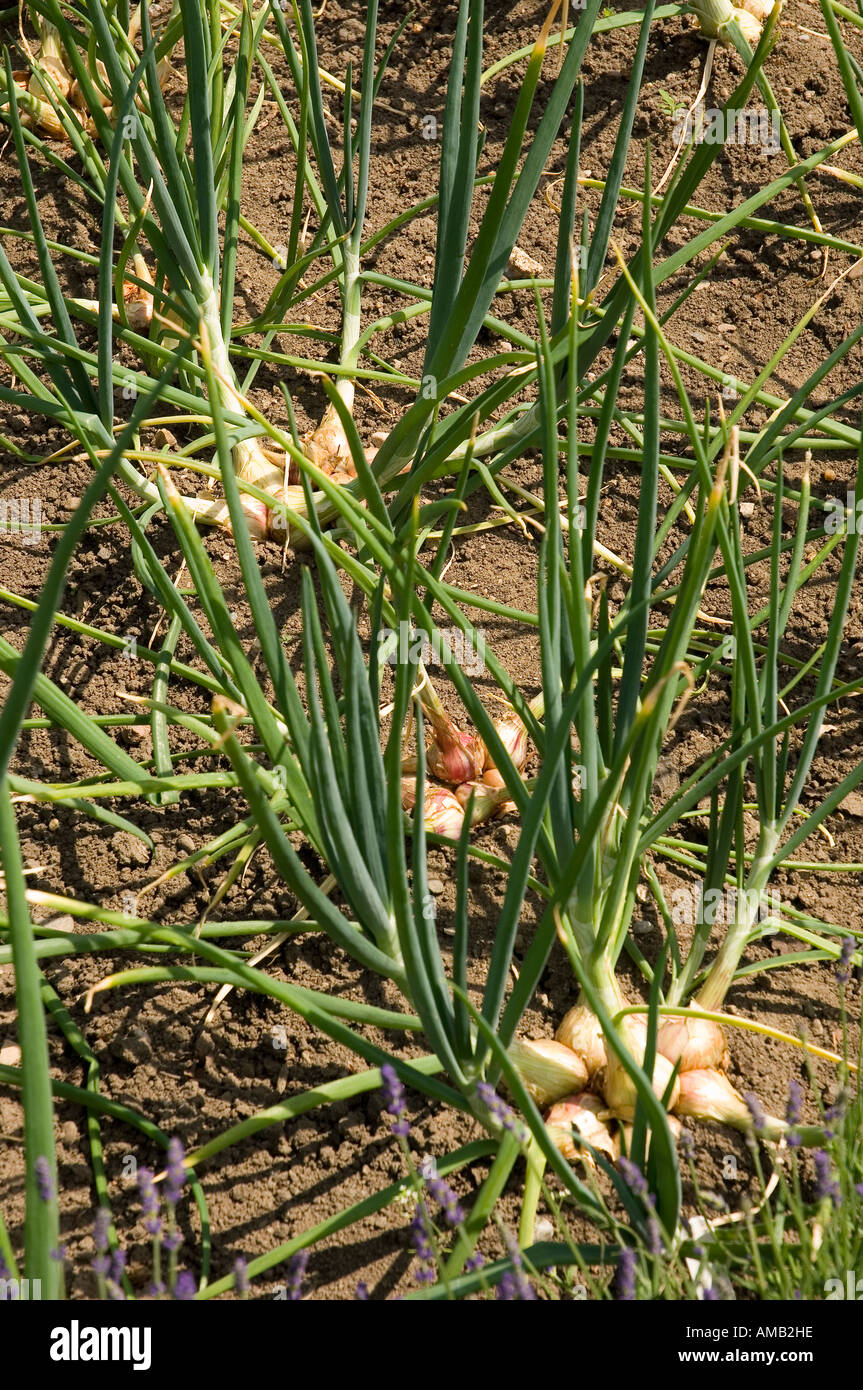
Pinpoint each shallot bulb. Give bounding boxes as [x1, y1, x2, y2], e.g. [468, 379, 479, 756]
[656, 1016, 728, 1073]
[423, 785, 466, 840]
[478, 712, 530, 787]
[508, 1039, 589, 1109]
[545, 1092, 619, 1165]
[555, 1002, 608, 1079]
[418, 686, 485, 786]
[674, 1069, 785, 1140]
[454, 780, 512, 825]
[599, 1014, 680, 1121]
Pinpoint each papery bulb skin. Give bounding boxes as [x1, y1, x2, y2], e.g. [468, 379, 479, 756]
[545, 1092, 619, 1164]
[121, 258, 154, 332]
[402, 778, 465, 838]
[454, 780, 511, 825]
[302, 402, 357, 484]
[738, 0, 774, 18]
[421, 785, 466, 840]
[674, 1069, 788, 1141]
[29, 56, 73, 101]
[427, 722, 485, 786]
[656, 1016, 727, 1073]
[479, 713, 529, 780]
[418, 687, 485, 786]
[508, 1039, 589, 1109]
[600, 1015, 680, 1121]
[555, 1003, 608, 1079]
[675, 1069, 751, 1127]
[480, 767, 506, 790]
[732, 5, 763, 41]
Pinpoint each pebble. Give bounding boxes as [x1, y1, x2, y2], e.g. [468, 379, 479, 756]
[60, 1121, 78, 1146]
[60, 494, 81, 512]
[427, 878, 445, 894]
[738, 501, 756, 519]
[0, 1039, 22, 1067]
[43, 914, 75, 933]
[177, 834, 196, 854]
[534, 1217, 555, 1242]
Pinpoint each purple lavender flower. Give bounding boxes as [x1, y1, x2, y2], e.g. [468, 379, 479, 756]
[647, 1216, 664, 1258]
[93, 1253, 112, 1278]
[824, 1096, 846, 1140]
[162, 1229, 183, 1254]
[785, 1080, 803, 1148]
[234, 1257, 249, 1296]
[410, 1201, 436, 1285]
[164, 1137, 187, 1206]
[744, 1093, 766, 1133]
[702, 1286, 718, 1301]
[355, 1281, 369, 1300]
[834, 936, 855, 986]
[109, 1248, 126, 1285]
[495, 1267, 536, 1301]
[678, 1128, 694, 1158]
[498, 1229, 536, 1300]
[476, 1082, 525, 1139]
[618, 1156, 648, 1197]
[616, 1245, 636, 1301]
[426, 1174, 464, 1227]
[380, 1063, 410, 1138]
[465, 1252, 485, 1273]
[786, 1080, 803, 1124]
[34, 1156, 54, 1203]
[172, 1270, 196, 1300]
[855, 1183, 863, 1199]
[813, 1149, 841, 1206]
[137, 1167, 162, 1237]
[286, 1249, 309, 1301]
[50, 1246, 67, 1263]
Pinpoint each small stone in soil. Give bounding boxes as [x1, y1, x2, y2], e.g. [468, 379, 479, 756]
[0, 1039, 22, 1067]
